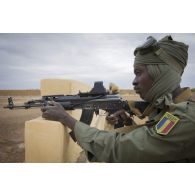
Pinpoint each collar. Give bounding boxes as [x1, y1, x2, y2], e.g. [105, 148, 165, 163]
[140, 87, 192, 118]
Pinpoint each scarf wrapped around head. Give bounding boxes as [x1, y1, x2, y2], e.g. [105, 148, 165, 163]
[133, 35, 189, 109]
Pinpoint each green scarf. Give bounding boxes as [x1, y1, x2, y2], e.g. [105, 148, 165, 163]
[133, 35, 188, 112]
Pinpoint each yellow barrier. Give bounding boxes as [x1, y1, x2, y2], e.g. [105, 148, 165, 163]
[25, 79, 113, 162]
[25, 79, 92, 162]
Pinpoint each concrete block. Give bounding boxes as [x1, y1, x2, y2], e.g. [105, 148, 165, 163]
[40, 79, 91, 96]
[25, 117, 83, 162]
[25, 79, 107, 163]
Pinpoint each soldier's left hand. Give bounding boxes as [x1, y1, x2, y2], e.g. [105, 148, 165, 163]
[41, 101, 67, 122]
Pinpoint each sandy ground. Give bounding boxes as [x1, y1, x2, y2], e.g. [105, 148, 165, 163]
[0, 96, 41, 162]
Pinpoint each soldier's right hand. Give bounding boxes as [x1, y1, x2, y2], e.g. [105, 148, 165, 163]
[106, 109, 131, 125]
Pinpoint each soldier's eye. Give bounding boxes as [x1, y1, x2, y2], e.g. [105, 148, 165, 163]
[135, 70, 142, 76]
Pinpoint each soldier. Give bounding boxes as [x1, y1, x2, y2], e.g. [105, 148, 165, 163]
[41, 35, 195, 162]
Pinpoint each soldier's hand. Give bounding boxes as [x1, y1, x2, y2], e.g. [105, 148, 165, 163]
[41, 101, 68, 122]
[41, 101, 77, 131]
[106, 109, 132, 126]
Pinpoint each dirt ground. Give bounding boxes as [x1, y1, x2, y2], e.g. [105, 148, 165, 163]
[0, 96, 41, 162]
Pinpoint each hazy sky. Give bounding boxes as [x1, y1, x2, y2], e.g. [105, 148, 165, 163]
[0, 33, 194, 90]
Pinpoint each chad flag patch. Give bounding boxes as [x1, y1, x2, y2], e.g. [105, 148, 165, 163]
[155, 112, 179, 135]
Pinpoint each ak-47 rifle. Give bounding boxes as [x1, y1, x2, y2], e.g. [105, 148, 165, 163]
[4, 81, 148, 128]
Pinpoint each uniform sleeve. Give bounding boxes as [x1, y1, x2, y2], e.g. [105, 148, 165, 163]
[74, 118, 195, 163]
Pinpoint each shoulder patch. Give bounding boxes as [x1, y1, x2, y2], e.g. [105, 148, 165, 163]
[155, 112, 179, 135]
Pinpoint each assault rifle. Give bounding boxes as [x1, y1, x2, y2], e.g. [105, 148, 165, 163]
[4, 81, 148, 128]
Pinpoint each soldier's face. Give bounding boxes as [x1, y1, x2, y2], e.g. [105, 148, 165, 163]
[132, 65, 153, 100]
